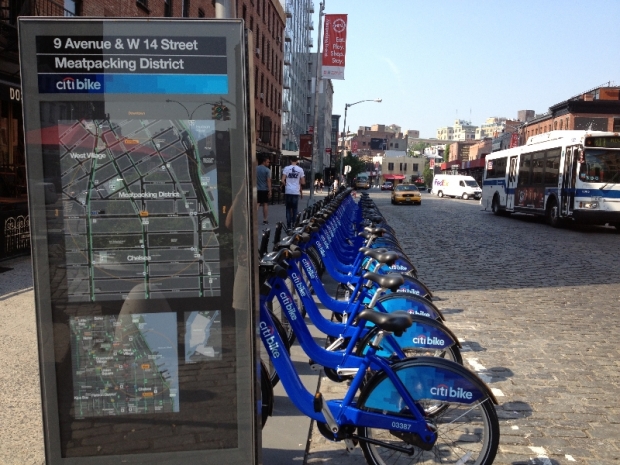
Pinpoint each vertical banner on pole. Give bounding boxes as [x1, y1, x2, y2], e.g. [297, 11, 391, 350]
[321, 14, 348, 80]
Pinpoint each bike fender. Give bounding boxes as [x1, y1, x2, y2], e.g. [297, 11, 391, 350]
[375, 294, 445, 321]
[361, 356, 498, 413]
[397, 314, 460, 349]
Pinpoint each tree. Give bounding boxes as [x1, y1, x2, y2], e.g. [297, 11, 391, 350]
[408, 141, 430, 157]
[342, 153, 366, 185]
[423, 160, 434, 189]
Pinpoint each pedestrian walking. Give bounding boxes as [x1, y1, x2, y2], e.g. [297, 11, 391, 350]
[281, 156, 305, 229]
[332, 177, 339, 193]
[256, 154, 271, 224]
[319, 179, 324, 193]
[314, 179, 319, 193]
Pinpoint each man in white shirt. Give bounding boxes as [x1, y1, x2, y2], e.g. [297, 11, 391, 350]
[281, 156, 305, 229]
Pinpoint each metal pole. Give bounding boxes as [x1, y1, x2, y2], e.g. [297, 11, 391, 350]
[308, 1, 325, 206]
[215, 0, 232, 18]
[339, 103, 348, 186]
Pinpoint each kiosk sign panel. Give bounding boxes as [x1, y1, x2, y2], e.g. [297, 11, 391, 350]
[19, 19, 258, 464]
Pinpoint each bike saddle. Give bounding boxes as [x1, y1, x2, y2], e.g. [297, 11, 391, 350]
[275, 234, 301, 248]
[361, 248, 399, 266]
[362, 271, 404, 291]
[356, 308, 412, 336]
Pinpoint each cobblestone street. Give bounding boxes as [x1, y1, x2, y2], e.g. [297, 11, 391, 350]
[306, 190, 620, 464]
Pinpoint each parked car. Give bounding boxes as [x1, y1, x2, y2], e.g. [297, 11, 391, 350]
[391, 184, 422, 205]
[381, 182, 393, 191]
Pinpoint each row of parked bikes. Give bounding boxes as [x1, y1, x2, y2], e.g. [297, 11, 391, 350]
[257, 188, 500, 465]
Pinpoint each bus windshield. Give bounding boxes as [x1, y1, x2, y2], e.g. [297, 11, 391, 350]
[579, 149, 620, 183]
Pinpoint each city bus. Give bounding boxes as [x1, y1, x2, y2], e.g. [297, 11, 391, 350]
[481, 130, 620, 228]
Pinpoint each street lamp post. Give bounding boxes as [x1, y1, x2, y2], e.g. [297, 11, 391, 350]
[339, 98, 382, 185]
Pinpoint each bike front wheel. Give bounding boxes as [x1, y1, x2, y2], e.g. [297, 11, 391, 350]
[356, 358, 499, 465]
[358, 399, 498, 465]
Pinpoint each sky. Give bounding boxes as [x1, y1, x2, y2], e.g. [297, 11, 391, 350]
[312, 0, 620, 139]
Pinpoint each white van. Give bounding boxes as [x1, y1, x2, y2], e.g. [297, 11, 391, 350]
[432, 174, 482, 200]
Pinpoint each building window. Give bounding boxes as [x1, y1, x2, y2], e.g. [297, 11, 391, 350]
[413, 164, 418, 171]
[182, 0, 189, 17]
[614, 118, 620, 132]
[388, 162, 394, 171]
[198, 8, 205, 17]
[395, 143, 399, 148]
[164, 0, 172, 17]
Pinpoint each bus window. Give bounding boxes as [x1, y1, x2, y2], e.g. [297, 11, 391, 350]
[544, 148, 561, 186]
[532, 151, 545, 184]
[518, 153, 531, 186]
[486, 156, 507, 178]
[579, 148, 620, 183]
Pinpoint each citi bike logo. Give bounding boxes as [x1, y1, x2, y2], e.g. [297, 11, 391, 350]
[301, 259, 317, 280]
[259, 322, 281, 358]
[430, 383, 473, 400]
[290, 272, 307, 297]
[412, 334, 445, 346]
[390, 264, 408, 271]
[407, 309, 431, 318]
[56, 76, 102, 91]
[315, 240, 326, 257]
[397, 288, 420, 295]
[279, 292, 298, 321]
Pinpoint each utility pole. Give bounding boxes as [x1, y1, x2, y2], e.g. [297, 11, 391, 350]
[307, 0, 325, 206]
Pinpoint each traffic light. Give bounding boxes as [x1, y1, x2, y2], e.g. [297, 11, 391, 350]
[211, 104, 223, 120]
[222, 106, 230, 121]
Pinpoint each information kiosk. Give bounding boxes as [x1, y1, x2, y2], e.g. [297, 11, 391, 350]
[19, 19, 258, 464]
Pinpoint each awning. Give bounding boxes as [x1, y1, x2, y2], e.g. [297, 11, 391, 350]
[383, 174, 405, 180]
[281, 150, 300, 157]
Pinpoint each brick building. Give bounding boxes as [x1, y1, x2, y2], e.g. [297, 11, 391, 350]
[520, 84, 620, 144]
[341, 124, 408, 162]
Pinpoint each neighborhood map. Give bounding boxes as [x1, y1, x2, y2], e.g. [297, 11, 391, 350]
[70, 312, 179, 418]
[59, 118, 221, 302]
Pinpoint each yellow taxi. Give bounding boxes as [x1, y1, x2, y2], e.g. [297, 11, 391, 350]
[391, 183, 422, 205]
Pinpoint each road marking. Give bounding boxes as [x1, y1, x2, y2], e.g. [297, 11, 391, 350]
[467, 358, 486, 371]
[529, 446, 552, 465]
[511, 425, 519, 430]
[491, 388, 504, 397]
[466, 357, 493, 382]
[565, 455, 576, 462]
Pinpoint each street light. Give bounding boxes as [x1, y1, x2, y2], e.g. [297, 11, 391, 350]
[339, 98, 382, 185]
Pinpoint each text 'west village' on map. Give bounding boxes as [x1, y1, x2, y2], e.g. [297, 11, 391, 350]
[60, 118, 221, 302]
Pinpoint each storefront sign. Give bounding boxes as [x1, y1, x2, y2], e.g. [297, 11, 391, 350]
[19, 18, 258, 464]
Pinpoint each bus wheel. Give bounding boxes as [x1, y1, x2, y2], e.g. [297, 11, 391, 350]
[546, 198, 561, 227]
[492, 195, 501, 216]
